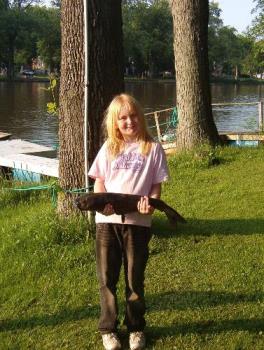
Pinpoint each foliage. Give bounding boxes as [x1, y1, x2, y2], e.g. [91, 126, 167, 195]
[30, 5, 61, 72]
[244, 1, 264, 75]
[0, 1, 41, 78]
[208, 2, 254, 77]
[251, 0, 264, 39]
[241, 38, 264, 75]
[0, 2, 60, 78]
[122, 0, 256, 78]
[0, 0, 261, 79]
[43, 74, 59, 115]
[1, 147, 264, 348]
[123, 0, 174, 76]
[167, 144, 221, 170]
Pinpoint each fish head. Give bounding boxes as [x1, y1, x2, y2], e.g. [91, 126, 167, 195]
[74, 193, 105, 212]
[74, 194, 94, 211]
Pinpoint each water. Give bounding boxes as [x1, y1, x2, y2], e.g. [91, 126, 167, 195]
[0, 82, 58, 147]
[0, 81, 262, 147]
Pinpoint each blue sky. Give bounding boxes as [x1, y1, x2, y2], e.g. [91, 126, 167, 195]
[217, 0, 255, 32]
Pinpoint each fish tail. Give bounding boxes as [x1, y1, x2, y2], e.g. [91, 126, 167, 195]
[164, 206, 186, 226]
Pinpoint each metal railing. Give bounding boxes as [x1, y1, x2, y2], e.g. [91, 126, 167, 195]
[144, 101, 264, 142]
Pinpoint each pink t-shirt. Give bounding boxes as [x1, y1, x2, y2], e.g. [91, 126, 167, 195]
[88, 141, 169, 227]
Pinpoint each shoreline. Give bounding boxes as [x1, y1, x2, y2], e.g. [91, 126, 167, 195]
[0, 76, 50, 83]
[1, 76, 264, 85]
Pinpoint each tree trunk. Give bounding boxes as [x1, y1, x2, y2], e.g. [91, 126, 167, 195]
[58, 0, 124, 215]
[235, 65, 239, 80]
[169, 0, 220, 150]
[7, 41, 15, 81]
[87, 0, 124, 164]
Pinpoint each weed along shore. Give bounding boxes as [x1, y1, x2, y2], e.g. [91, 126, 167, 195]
[1, 146, 264, 349]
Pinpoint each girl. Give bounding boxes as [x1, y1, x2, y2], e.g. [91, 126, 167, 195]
[88, 93, 169, 350]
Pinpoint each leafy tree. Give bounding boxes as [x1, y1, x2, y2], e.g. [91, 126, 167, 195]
[208, 1, 223, 30]
[242, 38, 264, 76]
[169, 0, 220, 150]
[216, 27, 243, 77]
[7, 0, 41, 9]
[242, 0, 264, 75]
[208, 1, 253, 78]
[251, 0, 264, 39]
[235, 34, 255, 76]
[123, 0, 173, 76]
[208, 1, 223, 70]
[0, 0, 40, 79]
[29, 5, 61, 72]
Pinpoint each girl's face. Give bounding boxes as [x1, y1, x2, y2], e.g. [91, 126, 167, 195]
[116, 105, 139, 141]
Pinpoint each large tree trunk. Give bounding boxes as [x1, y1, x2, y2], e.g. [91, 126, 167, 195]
[87, 0, 124, 164]
[58, 0, 124, 215]
[169, 0, 220, 150]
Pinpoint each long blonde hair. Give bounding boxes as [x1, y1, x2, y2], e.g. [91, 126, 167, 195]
[103, 93, 153, 157]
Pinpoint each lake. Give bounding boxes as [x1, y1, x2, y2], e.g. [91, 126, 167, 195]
[0, 81, 263, 147]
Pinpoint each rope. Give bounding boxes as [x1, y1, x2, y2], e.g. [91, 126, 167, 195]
[66, 186, 93, 194]
[1, 184, 94, 207]
[2, 184, 58, 207]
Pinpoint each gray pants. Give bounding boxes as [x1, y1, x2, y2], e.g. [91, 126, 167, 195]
[96, 223, 152, 334]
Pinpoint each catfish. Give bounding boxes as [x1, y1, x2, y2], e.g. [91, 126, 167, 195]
[74, 192, 186, 226]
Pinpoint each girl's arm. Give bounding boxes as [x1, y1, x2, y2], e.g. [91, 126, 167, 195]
[137, 183, 162, 214]
[93, 178, 115, 215]
[93, 178, 106, 193]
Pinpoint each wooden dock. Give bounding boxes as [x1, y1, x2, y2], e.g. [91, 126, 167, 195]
[162, 131, 264, 153]
[0, 130, 263, 179]
[0, 132, 12, 141]
[0, 139, 59, 178]
[219, 131, 264, 142]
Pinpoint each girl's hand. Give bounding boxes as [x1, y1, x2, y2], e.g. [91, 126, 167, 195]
[137, 196, 154, 215]
[100, 203, 115, 216]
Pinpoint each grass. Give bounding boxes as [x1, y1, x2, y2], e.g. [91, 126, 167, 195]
[0, 146, 264, 349]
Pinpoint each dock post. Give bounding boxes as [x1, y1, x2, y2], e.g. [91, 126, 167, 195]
[258, 101, 264, 132]
[154, 112, 162, 142]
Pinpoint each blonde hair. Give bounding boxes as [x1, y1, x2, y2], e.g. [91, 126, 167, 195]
[103, 93, 153, 157]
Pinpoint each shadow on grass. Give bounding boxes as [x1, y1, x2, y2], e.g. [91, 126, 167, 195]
[152, 217, 264, 237]
[1, 299, 263, 341]
[146, 318, 264, 345]
[0, 305, 99, 332]
[147, 290, 264, 311]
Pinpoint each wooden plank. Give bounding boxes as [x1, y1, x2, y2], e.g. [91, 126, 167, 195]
[0, 132, 12, 141]
[154, 112, 162, 142]
[162, 141, 176, 151]
[161, 132, 264, 153]
[0, 139, 58, 178]
[0, 154, 58, 177]
[219, 132, 264, 141]
[0, 139, 54, 156]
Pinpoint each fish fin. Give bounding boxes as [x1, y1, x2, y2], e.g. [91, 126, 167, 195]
[121, 214, 125, 223]
[164, 207, 187, 226]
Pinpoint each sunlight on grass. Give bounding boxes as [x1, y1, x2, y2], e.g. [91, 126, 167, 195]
[0, 146, 264, 349]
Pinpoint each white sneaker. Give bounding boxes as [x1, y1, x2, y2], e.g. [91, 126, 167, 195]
[129, 331, 146, 350]
[102, 332, 121, 350]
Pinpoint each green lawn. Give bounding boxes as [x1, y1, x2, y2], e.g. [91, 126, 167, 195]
[0, 146, 264, 349]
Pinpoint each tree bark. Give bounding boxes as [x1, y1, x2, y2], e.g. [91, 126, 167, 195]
[58, 0, 124, 215]
[169, 0, 220, 150]
[7, 43, 15, 80]
[87, 0, 124, 164]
